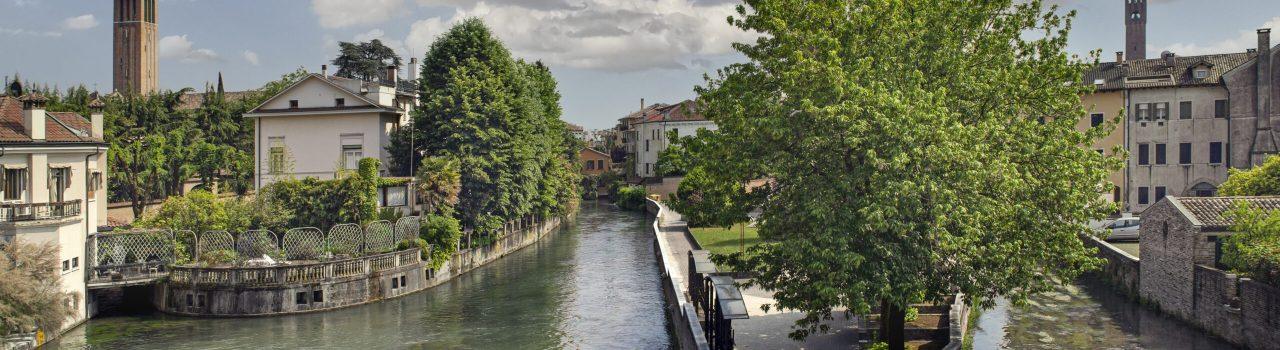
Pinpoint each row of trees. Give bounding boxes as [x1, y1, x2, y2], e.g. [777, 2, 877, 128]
[387, 19, 581, 234]
[666, 1, 1121, 348]
[13, 70, 310, 218]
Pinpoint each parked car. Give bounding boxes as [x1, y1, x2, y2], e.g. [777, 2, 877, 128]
[1099, 217, 1141, 242]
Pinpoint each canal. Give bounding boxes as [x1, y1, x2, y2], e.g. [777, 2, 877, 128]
[50, 202, 673, 349]
[970, 277, 1238, 349]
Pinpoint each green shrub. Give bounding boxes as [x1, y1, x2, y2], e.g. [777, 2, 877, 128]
[397, 238, 431, 260]
[260, 176, 374, 230]
[199, 249, 237, 266]
[378, 207, 405, 222]
[615, 185, 647, 211]
[421, 214, 462, 270]
[1224, 204, 1280, 286]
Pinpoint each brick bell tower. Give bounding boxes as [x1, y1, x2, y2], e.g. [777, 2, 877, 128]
[1125, 0, 1147, 61]
[113, 0, 158, 95]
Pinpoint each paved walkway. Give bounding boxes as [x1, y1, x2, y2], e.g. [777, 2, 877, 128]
[655, 203, 863, 349]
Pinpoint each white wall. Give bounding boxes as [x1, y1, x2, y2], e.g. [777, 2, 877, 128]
[260, 77, 371, 110]
[256, 112, 391, 187]
[634, 120, 717, 178]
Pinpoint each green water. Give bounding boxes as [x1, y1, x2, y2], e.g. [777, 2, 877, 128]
[50, 202, 673, 349]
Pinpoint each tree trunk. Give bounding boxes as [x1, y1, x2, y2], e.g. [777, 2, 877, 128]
[880, 299, 906, 350]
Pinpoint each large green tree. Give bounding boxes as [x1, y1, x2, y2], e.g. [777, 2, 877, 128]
[332, 39, 402, 82]
[402, 18, 579, 233]
[676, 1, 1120, 347]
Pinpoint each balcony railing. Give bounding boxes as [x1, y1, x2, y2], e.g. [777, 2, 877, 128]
[0, 200, 82, 223]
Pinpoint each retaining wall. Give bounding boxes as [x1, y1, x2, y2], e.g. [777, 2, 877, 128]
[153, 217, 563, 317]
[646, 199, 710, 350]
[1186, 265, 1280, 350]
[1084, 235, 1141, 298]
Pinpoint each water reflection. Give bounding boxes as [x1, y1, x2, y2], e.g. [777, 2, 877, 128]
[971, 278, 1238, 349]
[51, 202, 673, 349]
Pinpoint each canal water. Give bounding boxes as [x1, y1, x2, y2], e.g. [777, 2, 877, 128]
[50, 202, 673, 349]
[970, 277, 1238, 349]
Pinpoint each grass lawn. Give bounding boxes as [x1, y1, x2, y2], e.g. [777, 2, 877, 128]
[689, 224, 761, 256]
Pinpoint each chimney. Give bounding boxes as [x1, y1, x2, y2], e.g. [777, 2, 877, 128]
[322, 64, 328, 77]
[1259, 28, 1271, 58]
[1164, 51, 1176, 68]
[1252, 28, 1276, 166]
[641, 98, 645, 111]
[20, 93, 47, 141]
[408, 58, 419, 83]
[1116, 51, 1124, 63]
[88, 98, 105, 139]
[386, 65, 398, 87]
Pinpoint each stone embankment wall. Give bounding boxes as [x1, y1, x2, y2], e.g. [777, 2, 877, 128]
[154, 217, 563, 317]
[1083, 235, 1141, 297]
[646, 199, 710, 350]
[1181, 265, 1280, 350]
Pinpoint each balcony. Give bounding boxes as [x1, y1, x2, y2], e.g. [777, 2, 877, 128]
[0, 200, 83, 223]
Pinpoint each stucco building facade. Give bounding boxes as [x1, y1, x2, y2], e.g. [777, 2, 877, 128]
[633, 100, 717, 179]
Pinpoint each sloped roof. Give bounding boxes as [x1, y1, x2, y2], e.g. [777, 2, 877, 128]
[620, 103, 669, 125]
[1122, 52, 1254, 89]
[0, 96, 103, 143]
[1082, 61, 1128, 92]
[642, 100, 706, 123]
[1169, 196, 1280, 230]
[247, 74, 399, 115]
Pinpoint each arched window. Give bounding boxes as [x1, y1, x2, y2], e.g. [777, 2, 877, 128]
[1189, 182, 1217, 197]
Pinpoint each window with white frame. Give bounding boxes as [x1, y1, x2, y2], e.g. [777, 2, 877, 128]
[268, 137, 286, 174]
[341, 134, 364, 170]
[48, 167, 71, 203]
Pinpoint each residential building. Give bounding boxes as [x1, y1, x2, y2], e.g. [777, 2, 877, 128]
[1125, 51, 1249, 212]
[245, 65, 418, 190]
[580, 148, 612, 177]
[567, 122, 586, 142]
[113, 0, 158, 94]
[1080, 55, 1129, 207]
[634, 100, 717, 179]
[0, 93, 109, 334]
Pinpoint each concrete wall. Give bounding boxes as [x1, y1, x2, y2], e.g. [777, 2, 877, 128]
[254, 112, 395, 187]
[1127, 86, 1232, 213]
[646, 199, 710, 350]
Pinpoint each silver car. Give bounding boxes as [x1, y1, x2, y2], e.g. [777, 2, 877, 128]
[1101, 217, 1141, 242]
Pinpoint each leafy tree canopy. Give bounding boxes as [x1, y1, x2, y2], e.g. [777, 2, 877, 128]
[676, 0, 1120, 346]
[1220, 155, 1280, 196]
[332, 39, 402, 82]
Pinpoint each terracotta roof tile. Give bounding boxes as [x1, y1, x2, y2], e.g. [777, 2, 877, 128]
[642, 100, 706, 123]
[1172, 196, 1280, 229]
[1121, 52, 1253, 89]
[0, 96, 103, 144]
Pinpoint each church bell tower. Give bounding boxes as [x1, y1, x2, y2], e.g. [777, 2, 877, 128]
[1125, 0, 1147, 61]
[113, 0, 158, 95]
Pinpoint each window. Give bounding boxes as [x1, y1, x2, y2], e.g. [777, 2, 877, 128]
[1194, 69, 1209, 79]
[48, 167, 70, 203]
[597, 160, 605, 170]
[198, 295, 206, 307]
[1215, 99, 1229, 118]
[341, 134, 364, 170]
[1135, 103, 1150, 121]
[3, 168, 26, 201]
[62, 260, 69, 271]
[1210, 142, 1224, 164]
[1138, 187, 1150, 205]
[644, 140, 650, 152]
[289, 100, 299, 109]
[335, 98, 345, 107]
[1154, 102, 1169, 120]
[1138, 143, 1150, 165]
[400, 275, 406, 287]
[186, 294, 194, 307]
[1155, 186, 1167, 202]
[380, 186, 407, 207]
[1091, 113, 1104, 127]
[1179, 143, 1192, 164]
[391, 276, 400, 289]
[585, 161, 595, 170]
[296, 292, 307, 305]
[1113, 186, 1121, 203]
[268, 137, 286, 175]
[1155, 143, 1166, 165]
[72, 257, 78, 268]
[313, 290, 324, 303]
[644, 163, 650, 175]
[1179, 101, 1192, 119]
[88, 171, 103, 197]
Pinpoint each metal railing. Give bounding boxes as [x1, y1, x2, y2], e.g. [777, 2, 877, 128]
[0, 200, 82, 223]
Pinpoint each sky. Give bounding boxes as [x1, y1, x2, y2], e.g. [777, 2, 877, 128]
[1, 0, 1279, 129]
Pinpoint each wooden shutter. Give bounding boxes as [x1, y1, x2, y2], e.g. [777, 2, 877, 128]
[65, 168, 72, 190]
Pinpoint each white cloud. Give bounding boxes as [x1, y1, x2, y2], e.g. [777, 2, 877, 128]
[62, 14, 98, 30]
[243, 50, 261, 66]
[311, 0, 407, 28]
[0, 27, 61, 37]
[1155, 17, 1280, 56]
[405, 0, 757, 72]
[159, 35, 221, 63]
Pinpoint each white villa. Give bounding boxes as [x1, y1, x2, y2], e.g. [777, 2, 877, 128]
[245, 62, 420, 210]
[0, 93, 109, 334]
[633, 100, 717, 179]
